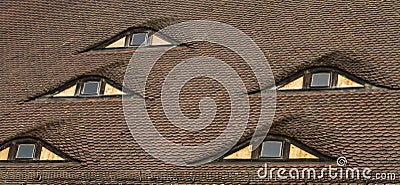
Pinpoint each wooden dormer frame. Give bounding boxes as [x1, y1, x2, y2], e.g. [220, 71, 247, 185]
[219, 135, 334, 163]
[90, 27, 177, 51]
[33, 76, 141, 100]
[0, 137, 75, 163]
[276, 67, 366, 91]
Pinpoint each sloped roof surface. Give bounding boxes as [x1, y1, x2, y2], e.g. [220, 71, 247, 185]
[0, 0, 399, 184]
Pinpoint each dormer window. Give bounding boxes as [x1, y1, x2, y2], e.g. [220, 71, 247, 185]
[94, 28, 174, 50]
[49, 77, 127, 98]
[33, 76, 137, 101]
[0, 138, 71, 162]
[278, 68, 364, 90]
[221, 135, 332, 162]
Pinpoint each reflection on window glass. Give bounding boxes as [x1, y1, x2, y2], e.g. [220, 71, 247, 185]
[311, 73, 331, 87]
[16, 144, 35, 159]
[82, 81, 100, 95]
[130, 33, 147, 46]
[260, 141, 282, 158]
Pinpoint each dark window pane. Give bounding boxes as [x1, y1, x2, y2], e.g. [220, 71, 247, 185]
[82, 81, 100, 95]
[311, 73, 331, 87]
[16, 144, 35, 159]
[130, 33, 147, 46]
[260, 141, 282, 158]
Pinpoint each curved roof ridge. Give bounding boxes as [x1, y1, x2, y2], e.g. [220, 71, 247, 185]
[24, 60, 127, 101]
[139, 17, 181, 31]
[0, 119, 66, 144]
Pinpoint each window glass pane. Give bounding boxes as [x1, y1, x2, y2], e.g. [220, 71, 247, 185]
[16, 144, 35, 159]
[260, 141, 282, 158]
[311, 73, 331, 87]
[81, 81, 100, 95]
[130, 33, 147, 46]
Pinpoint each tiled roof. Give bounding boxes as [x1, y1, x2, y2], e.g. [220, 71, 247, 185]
[0, 0, 399, 184]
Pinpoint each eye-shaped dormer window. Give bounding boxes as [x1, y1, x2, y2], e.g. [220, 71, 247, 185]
[277, 68, 364, 90]
[54, 77, 126, 98]
[35, 76, 130, 99]
[33, 76, 139, 101]
[221, 135, 332, 162]
[94, 28, 174, 50]
[0, 138, 72, 162]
